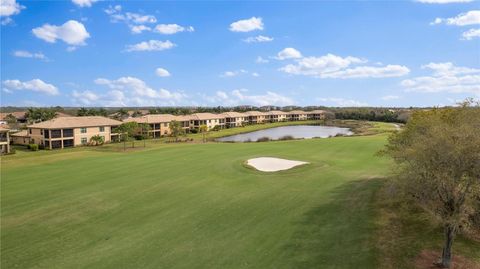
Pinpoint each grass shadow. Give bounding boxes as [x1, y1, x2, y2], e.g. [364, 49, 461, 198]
[282, 178, 384, 269]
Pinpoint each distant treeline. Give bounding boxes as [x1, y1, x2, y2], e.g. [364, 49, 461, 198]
[331, 108, 411, 123]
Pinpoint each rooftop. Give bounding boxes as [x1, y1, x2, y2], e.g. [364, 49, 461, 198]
[28, 116, 122, 129]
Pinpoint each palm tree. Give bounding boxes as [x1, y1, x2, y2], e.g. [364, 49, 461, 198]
[199, 124, 208, 143]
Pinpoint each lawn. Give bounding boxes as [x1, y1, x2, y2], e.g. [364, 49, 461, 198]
[1, 126, 478, 268]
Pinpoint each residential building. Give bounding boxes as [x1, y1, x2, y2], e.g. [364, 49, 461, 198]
[221, 112, 247, 128]
[0, 126, 10, 155]
[189, 113, 226, 130]
[245, 111, 268, 124]
[27, 116, 122, 149]
[265, 110, 289, 122]
[307, 110, 328, 120]
[10, 130, 30, 145]
[288, 110, 309, 121]
[124, 114, 191, 137]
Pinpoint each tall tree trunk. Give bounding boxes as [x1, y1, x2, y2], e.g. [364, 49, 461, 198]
[441, 225, 455, 268]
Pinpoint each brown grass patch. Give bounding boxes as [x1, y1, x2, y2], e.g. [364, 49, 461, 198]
[414, 250, 480, 269]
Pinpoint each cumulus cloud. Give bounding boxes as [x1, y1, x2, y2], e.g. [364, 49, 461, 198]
[256, 56, 269, 64]
[462, 28, 480, 40]
[32, 20, 90, 46]
[13, 50, 48, 60]
[130, 25, 151, 34]
[416, 0, 473, 3]
[0, 0, 24, 17]
[105, 5, 159, 34]
[431, 10, 480, 26]
[72, 90, 100, 105]
[154, 24, 194, 34]
[279, 53, 409, 79]
[229, 17, 263, 32]
[220, 70, 247, 77]
[401, 62, 480, 95]
[205, 89, 294, 106]
[243, 35, 273, 43]
[155, 68, 171, 77]
[88, 76, 187, 106]
[125, 40, 176, 52]
[317, 97, 368, 107]
[2, 79, 59, 95]
[72, 0, 98, 8]
[275, 48, 303, 60]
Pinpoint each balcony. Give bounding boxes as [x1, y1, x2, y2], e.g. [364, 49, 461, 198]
[63, 129, 74, 137]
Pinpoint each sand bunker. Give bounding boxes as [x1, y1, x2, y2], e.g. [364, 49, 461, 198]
[246, 157, 309, 172]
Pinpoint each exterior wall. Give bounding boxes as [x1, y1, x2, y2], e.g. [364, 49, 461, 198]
[0, 131, 10, 155]
[28, 128, 43, 145]
[74, 126, 112, 146]
[11, 136, 29, 145]
[191, 118, 225, 130]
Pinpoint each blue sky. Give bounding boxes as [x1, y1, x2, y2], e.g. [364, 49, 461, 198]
[1, 0, 479, 107]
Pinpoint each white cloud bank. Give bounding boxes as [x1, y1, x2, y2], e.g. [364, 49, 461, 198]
[72, 0, 98, 8]
[431, 10, 480, 26]
[125, 40, 176, 52]
[2, 79, 59, 95]
[154, 24, 194, 34]
[279, 49, 409, 79]
[32, 20, 90, 47]
[155, 68, 171, 77]
[275, 48, 303, 60]
[229, 17, 264, 32]
[13, 50, 47, 60]
[1, 0, 25, 25]
[462, 28, 480, 40]
[74, 76, 187, 106]
[206, 89, 294, 106]
[243, 35, 273, 43]
[401, 62, 480, 96]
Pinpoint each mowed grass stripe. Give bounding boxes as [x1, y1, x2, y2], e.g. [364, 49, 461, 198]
[2, 135, 390, 269]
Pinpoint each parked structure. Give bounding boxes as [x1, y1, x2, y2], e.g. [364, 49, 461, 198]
[27, 116, 122, 149]
[0, 126, 10, 155]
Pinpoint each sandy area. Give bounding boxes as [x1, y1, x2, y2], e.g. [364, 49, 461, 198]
[247, 157, 309, 172]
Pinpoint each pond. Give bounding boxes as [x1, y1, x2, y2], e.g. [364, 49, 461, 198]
[216, 125, 353, 142]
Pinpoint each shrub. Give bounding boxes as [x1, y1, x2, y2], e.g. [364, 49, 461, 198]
[39, 144, 45, 150]
[256, 136, 270, 142]
[245, 138, 252, 143]
[190, 128, 198, 134]
[211, 125, 222, 131]
[9, 148, 16, 154]
[29, 144, 39, 151]
[279, 135, 294, 141]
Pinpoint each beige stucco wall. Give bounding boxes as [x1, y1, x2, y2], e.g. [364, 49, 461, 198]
[28, 128, 43, 145]
[11, 136, 29, 145]
[74, 126, 112, 145]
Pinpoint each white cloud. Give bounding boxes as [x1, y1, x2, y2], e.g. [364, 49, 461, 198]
[13, 50, 47, 60]
[125, 40, 176, 52]
[317, 97, 368, 107]
[221, 70, 247, 77]
[462, 28, 480, 40]
[72, 0, 98, 8]
[401, 62, 480, 95]
[2, 79, 59, 95]
[431, 10, 480, 26]
[256, 56, 269, 64]
[155, 68, 171, 77]
[280, 53, 409, 79]
[104, 5, 121, 15]
[130, 25, 151, 34]
[206, 89, 294, 106]
[229, 17, 263, 32]
[275, 48, 303, 60]
[416, 0, 473, 3]
[32, 20, 90, 46]
[154, 24, 194, 34]
[381, 95, 401, 101]
[90, 76, 187, 106]
[252, 72, 260, 77]
[0, 0, 24, 17]
[72, 90, 100, 105]
[243, 35, 274, 43]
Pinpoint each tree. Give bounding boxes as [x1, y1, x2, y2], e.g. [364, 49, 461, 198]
[199, 124, 208, 143]
[138, 123, 151, 147]
[77, 107, 88, 116]
[114, 122, 139, 151]
[384, 100, 480, 268]
[131, 110, 143, 118]
[25, 108, 57, 123]
[118, 108, 129, 120]
[170, 120, 184, 142]
[89, 135, 105, 146]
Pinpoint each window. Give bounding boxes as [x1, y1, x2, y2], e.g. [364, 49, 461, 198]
[164, 123, 168, 127]
[40, 129, 43, 135]
[99, 126, 105, 132]
[81, 137, 87, 145]
[80, 127, 87, 133]
[29, 129, 32, 134]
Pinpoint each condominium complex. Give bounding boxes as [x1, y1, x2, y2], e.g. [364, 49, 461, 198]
[27, 116, 122, 149]
[8, 110, 328, 149]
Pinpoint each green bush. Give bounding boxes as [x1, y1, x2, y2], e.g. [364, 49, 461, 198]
[211, 125, 222, 131]
[29, 144, 39, 151]
[278, 135, 294, 141]
[256, 136, 270, 142]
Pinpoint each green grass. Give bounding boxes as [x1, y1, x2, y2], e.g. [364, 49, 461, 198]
[2, 124, 478, 268]
[2, 134, 391, 269]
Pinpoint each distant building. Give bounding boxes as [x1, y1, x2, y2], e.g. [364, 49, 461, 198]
[0, 126, 11, 155]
